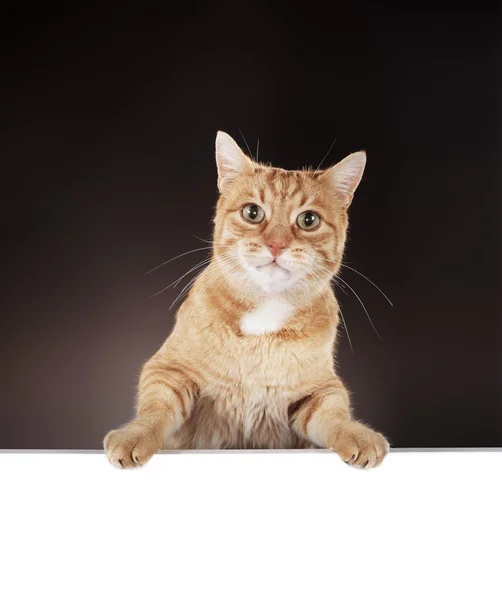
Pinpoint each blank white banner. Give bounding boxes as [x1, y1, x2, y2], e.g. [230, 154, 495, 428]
[1, 450, 500, 600]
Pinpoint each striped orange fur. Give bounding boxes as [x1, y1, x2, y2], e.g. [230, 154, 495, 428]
[104, 131, 389, 469]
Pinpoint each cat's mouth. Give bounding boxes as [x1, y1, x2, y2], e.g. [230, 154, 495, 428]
[255, 259, 291, 279]
[255, 260, 290, 276]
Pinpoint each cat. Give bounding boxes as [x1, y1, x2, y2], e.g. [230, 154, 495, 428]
[104, 131, 389, 468]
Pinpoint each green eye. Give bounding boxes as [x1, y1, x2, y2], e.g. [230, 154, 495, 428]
[297, 211, 321, 231]
[242, 203, 265, 224]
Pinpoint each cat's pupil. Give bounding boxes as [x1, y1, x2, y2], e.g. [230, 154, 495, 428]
[247, 205, 259, 220]
[304, 212, 316, 227]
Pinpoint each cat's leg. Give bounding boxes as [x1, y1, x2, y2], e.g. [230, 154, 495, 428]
[104, 357, 198, 468]
[289, 380, 389, 469]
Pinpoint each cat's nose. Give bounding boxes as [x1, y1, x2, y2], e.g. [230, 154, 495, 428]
[267, 240, 287, 258]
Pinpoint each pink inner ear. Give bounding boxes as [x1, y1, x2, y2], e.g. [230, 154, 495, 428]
[324, 152, 366, 204]
[215, 132, 252, 189]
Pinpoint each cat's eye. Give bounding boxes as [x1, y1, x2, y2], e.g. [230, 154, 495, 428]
[241, 203, 265, 224]
[296, 211, 321, 231]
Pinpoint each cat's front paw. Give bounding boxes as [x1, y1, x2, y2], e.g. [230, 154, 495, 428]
[329, 421, 389, 469]
[104, 422, 160, 468]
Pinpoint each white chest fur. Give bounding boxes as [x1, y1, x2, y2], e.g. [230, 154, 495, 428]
[240, 298, 295, 335]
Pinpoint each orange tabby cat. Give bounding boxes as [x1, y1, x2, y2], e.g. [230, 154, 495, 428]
[104, 131, 389, 468]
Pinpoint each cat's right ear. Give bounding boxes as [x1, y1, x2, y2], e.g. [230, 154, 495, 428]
[215, 131, 253, 192]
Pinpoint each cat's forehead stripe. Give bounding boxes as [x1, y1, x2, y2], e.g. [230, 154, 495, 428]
[288, 179, 302, 198]
[257, 169, 314, 205]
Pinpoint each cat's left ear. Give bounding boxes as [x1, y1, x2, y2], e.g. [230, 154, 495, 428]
[320, 151, 367, 208]
[215, 131, 253, 192]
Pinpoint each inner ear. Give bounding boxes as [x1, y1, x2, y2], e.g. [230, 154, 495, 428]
[322, 151, 367, 207]
[215, 131, 254, 191]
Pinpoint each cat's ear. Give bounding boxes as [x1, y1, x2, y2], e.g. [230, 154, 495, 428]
[321, 151, 367, 208]
[215, 131, 253, 191]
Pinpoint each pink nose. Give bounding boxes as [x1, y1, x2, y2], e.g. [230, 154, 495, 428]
[267, 240, 287, 258]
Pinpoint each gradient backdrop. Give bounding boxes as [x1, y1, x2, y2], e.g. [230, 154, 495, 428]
[1, 1, 501, 449]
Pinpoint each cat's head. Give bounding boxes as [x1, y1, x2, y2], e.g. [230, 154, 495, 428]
[213, 131, 366, 298]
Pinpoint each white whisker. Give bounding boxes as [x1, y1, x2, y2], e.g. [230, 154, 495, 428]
[193, 235, 231, 248]
[305, 267, 334, 331]
[335, 274, 382, 340]
[170, 253, 241, 308]
[341, 263, 393, 306]
[307, 261, 353, 351]
[315, 137, 337, 172]
[149, 258, 212, 299]
[335, 297, 353, 353]
[302, 281, 314, 319]
[169, 270, 205, 309]
[238, 129, 253, 159]
[172, 258, 213, 288]
[314, 262, 349, 296]
[146, 246, 212, 275]
[186, 257, 241, 319]
[334, 279, 349, 296]
[314, 260, 380, 344]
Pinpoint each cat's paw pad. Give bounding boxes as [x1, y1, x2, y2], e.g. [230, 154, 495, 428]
[329, 422, 389, 469]
[104, 424, 159, 469]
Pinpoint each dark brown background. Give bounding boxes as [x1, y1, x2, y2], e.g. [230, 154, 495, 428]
[1, 1, 500, 449]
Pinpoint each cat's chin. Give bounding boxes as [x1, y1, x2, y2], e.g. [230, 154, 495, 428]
[246, 262, 300, 294]
[255, 262, 290, 276]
